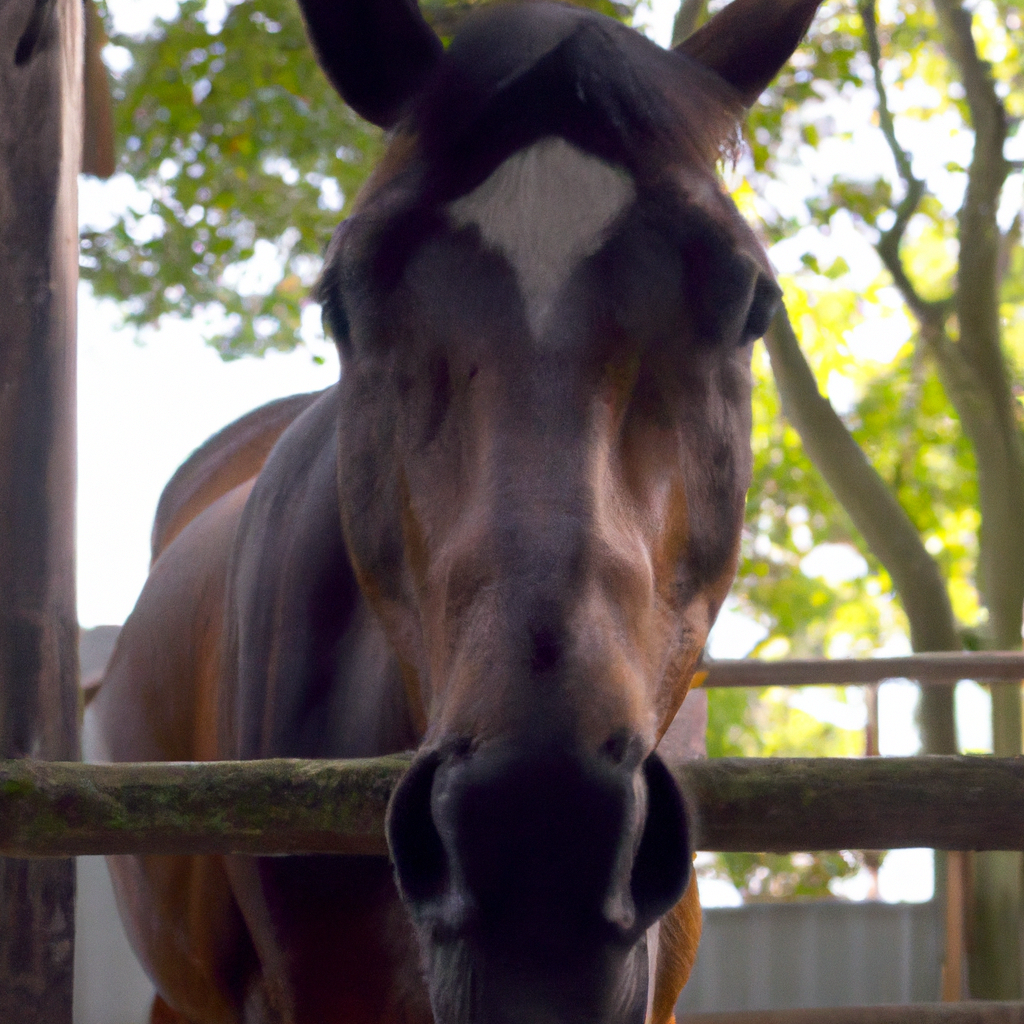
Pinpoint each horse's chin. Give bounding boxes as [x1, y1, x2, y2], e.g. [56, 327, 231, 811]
[420, 930, 650, 1024]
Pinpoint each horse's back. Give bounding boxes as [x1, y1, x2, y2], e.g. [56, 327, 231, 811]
[92, 479, 252, 764]
[150, 390, 323, 564]
[91, 384, 427, 1024]
[95, 386, 336, 766]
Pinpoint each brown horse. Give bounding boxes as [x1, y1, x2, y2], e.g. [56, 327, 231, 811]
[91, 1, 822, 1021]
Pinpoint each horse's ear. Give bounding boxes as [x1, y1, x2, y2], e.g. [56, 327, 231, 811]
[675, 0, 823, 107]
[296, 0, 442, 128]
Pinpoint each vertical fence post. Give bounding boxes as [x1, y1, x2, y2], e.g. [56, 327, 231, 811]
[942, 851, 968, 1001]
[0, 0, 83, 1020]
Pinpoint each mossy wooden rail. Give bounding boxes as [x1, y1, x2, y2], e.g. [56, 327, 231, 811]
[2, 755, 1023, 858]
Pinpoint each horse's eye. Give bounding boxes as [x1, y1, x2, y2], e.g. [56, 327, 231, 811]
[320, 289, 351, 349]
[741, 274, 782, 346]
[315, 219, 357, 351]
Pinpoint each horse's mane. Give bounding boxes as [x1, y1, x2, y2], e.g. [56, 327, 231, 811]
[415, 3, 745, 198]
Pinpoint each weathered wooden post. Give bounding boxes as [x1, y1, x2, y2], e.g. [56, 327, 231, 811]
[0, 0, 82, 1019]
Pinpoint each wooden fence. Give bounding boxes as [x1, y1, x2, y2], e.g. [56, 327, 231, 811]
[694, 651, 1024, 689]
[2, 753, 1023, 859]
[5, 651, 1024, 1023]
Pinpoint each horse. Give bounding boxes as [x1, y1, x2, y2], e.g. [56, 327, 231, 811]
[90, 0, 822, 1021]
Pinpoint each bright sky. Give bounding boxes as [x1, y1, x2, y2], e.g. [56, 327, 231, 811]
[76, 289, 338, 625]
[76, 0, 1010, 904]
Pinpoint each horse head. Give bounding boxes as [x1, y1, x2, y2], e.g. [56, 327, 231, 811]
[299, 2, 821, 1021]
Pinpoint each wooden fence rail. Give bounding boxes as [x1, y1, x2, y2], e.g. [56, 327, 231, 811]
[2, 755, 1022, 858]
[696, 652, 1024, 688]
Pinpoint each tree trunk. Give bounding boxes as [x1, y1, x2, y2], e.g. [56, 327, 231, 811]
[763, 309, 960, 755]
[763, 307, 959, 997]
[928, 0, 1024, 998]
[0, 0, 82, 1019]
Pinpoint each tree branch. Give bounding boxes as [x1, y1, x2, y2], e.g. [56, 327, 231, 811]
[930, 0, 1008, 378]
[764, 306, 959, 753]
[858, 0, 951, 328]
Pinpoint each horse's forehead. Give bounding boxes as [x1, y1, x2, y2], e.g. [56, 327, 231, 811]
[448, 139, 636, 337]
[444, 3, 586, 95]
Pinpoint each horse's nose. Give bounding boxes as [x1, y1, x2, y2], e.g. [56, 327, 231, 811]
[386, 739, 692, 948]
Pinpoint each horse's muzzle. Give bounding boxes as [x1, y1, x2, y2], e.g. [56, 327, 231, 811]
[386, 739, 691, 1024]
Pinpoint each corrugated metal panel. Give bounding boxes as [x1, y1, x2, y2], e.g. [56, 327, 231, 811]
[677, 901, 943, 1015]
[73, 856, 154, 1024]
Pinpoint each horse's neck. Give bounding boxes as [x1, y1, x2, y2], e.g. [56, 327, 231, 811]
[221, 389, 418, 761]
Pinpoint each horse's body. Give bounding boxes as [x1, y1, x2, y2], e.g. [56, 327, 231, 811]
[92, 2, 822, 1022]
[149, 391, 322, 562]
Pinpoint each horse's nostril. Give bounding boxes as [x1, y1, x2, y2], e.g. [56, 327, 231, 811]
[389, 744, 690, 958]
[386, 750, 448, 906]
[601, 729, 630, 765]
[629, 752, 691, 928]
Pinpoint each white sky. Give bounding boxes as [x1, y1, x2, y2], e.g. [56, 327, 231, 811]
[76, 290, 338, 625]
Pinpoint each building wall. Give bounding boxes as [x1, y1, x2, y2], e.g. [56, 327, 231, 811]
[676, 901, 943, 1016]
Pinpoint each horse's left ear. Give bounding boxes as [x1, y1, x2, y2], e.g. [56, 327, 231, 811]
[296, 0, 442, 128]
[675, 0, 823, 107]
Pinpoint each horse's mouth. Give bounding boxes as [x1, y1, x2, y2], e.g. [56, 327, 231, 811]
[420, 926, 651, 1024]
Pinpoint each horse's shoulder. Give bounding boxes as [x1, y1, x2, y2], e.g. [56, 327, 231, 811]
[222, 388, 411, 759]
[150, 389, 326, 564]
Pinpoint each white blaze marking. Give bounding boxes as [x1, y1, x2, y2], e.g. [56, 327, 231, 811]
[449, 138, 635, 336]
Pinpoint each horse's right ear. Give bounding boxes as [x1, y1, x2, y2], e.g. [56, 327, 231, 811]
[296, 0, 442, 128]
[675, 0, 823, 107]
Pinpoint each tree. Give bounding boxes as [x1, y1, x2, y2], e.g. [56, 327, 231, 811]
[82, 0, 383, 356]
[700, 0, 1022, 996]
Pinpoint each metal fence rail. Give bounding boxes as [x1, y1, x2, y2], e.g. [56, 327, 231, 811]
[2, 755, 1022, 858]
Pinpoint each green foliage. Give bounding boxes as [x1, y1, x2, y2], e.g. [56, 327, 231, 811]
[84, 0, 386, 355]
[702, 850, 871, 902]
[720, 0, 1021, 660]
[707, 685, 863, 760]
